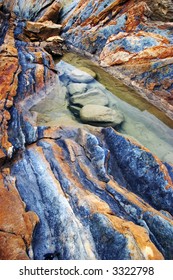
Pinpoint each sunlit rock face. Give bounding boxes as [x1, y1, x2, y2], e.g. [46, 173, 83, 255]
[61, 0, 173, 120]
[0, 0, 173, 260]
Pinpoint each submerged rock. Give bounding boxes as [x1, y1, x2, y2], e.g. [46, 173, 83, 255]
[61, 0, 173, 120]
[80, 104, 124, 127]
[70, 88, 109, 106]
[69, 68, 95, 83]
[67, 82, 88, 95]
[78, 67, 97, 78]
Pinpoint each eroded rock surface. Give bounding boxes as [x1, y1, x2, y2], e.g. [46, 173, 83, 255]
[0, 0, 173, 260]
[61, 0, 173, 119]
[0, 168, 38, 259]
[9, 126, 173, 260]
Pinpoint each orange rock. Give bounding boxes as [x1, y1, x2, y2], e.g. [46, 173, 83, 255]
[38, 0, 62, 23]
[125, 1, 151, 32]
[0, 169, 39, 259]
[24, 20, 62, 41]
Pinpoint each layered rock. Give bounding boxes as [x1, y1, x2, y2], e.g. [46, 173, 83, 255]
[10, 126, 173, 259]
[61, 0, 173, 119]
[24, 21, 62, 41]
[0, 2, 61, 259]
[0, 0, 173, 260]
[0, 0, 62, 20]
[147, 0, 173, 21]
[0, 168, 38, 259]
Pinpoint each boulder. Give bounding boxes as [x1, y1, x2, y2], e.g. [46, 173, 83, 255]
[24, 21, 62, 41]
[78, 67, 96, 78]
[37, 1, 62, 22]
[80, 104, 124, 126]
[67, 82, 88, 95]
[70, 88, 109, 106]
[68, 105, 81, 117]
[69, 68, 95, 83]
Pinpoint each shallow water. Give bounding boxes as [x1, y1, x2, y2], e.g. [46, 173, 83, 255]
[31, 52, 173, 164]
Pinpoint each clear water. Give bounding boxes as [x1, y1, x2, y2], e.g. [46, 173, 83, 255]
[30, 52, 173, 164]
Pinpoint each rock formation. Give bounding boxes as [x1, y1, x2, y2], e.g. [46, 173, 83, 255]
[61, 0, 173, 120]
[0, 0, 173, 260]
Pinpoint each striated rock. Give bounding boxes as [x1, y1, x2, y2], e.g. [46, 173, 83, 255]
[38, 0, 62, 22]
[10, 126, 173, 259]
[1, 0, 173, 261]
[70, 88, 109, 107]
[0, 0, 61, 20]
[0, 9, 57, 161]
[61, 0, 173, 119]
[80, 104, 124, 127]
[0, 168, 38, 259]
[24, 20, 62, 41]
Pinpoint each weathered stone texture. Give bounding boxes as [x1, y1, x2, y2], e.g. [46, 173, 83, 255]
[61, 0, 173, 119]
[0, 0, 173, 260]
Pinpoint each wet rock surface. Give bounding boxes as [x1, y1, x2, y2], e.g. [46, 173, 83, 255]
[0, 0, 173, 260]
[61, 0, 173, 120]
[70, 88, 109, 107]
[80, 105, 124, 127]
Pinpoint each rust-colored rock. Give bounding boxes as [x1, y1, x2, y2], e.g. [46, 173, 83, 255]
[24, 20, 62, 41]
[61, 0, 173, 119]
[0, 0, 173, 261]
[38, 0, 62, 22]
[0, 169, 38, 259]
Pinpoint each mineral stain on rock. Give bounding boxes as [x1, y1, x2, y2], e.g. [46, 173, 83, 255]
[0, 0, 173, 260]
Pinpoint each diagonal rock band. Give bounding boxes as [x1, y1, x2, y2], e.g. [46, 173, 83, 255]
[0, 0, 173, 260]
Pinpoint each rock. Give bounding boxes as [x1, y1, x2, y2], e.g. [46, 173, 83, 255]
[24, 21, 62, 41]
[0, 0, 60, 20]
[147, 0, 173, 21]
[80, 104, 124, 126]
[67, 82, 88, 95]
[68, 105, 81, 117]
[61, 0, 173, 120]
[78, 67, 96, 78]
[10, 126, 173, 260]
[70, 88, 109, 106]
[41, 40, 64, 56]
[37, 0, 62, 22]
[69, 68, 95, 83]
[46, 35, 64, 43]
[1, 0, 173, 261]
[0, 168, 38, 259]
